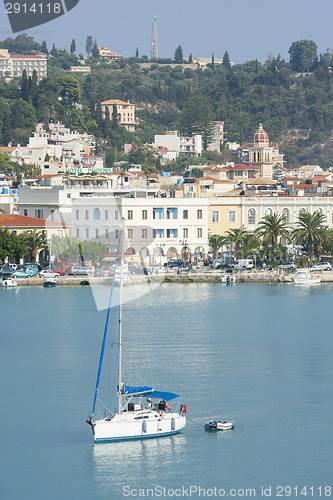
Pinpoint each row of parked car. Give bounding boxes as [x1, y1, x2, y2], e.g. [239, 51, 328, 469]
[0, 263, 93, 279]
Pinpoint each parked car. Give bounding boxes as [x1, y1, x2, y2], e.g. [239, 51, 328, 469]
[164, 260, 189, 269]
[50, 268, 65, 276]
[39, 269, 59, 278]
[0, 266, 14, 277]
[310, 262, 332, 271]
[133, 265, 152, 275]
[234, 259, 254, 270]
[12, 269, 34, 278]
[279, 262, 297, 272]
[67, 265, 91, 276]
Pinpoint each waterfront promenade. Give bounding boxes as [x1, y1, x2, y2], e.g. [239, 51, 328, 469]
[6, 269, 333, 285]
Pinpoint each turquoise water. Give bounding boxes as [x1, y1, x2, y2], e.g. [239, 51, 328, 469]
[1, 283, 332, 499]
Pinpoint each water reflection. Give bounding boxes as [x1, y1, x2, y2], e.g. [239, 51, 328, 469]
[92, 434, 187, 493]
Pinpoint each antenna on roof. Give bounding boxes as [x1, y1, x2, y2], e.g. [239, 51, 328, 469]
[151, 16, 158, 59]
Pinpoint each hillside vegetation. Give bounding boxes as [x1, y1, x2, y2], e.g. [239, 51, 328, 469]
[1, 35, 333, 169]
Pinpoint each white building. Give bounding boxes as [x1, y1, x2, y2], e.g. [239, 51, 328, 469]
[71, 197, 209, 263]
[0, 49, 47, 80]
[155, 131, 202, 160]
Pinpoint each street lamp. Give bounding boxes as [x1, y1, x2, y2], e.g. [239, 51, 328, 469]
[179, 239, 189, 263]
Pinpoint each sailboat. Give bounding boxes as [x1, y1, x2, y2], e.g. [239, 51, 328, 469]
[43, 238, 56, 288]
[86, 226, 187, 442]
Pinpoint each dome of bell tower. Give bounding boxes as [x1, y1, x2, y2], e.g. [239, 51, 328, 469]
[254, 123, 269, 145]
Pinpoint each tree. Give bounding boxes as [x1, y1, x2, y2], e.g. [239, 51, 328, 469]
[288, 40, 318, 72]
[225, 228, 248, 251]
[58, 76, 81, 106]
[292, 212, 327, 265]
[208, 234, 225, 258]
[174, 45, 183, 64]
[24, 230, 47, 262]
[41, 40, 48, 54]
[70, 39, 76, 54]
[223, 51, 231, 69]
[255, 214, 290, 246]
[92, 40, 99, 59]
[211, 53, 215, 70]
[20, 69, 28, 100]
[181, 89, 216, 149]
[0, 229, 15, 263]
[112, 103, 119, 130]
[86, 36, 93, 56]
[135, 47, 139, 58]
[50, 43, 57, 57]
[189, 53, 193, 63]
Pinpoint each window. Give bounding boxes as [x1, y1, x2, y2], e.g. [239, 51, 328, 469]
[183, 228, 188, 238]
[248, 208, 256, 225]
[85, 210, 89, 220]
[76, 229, 80, 238]
[212, 210, 219, 223]
[128, 210, 133, 220]
[183, 210, 188, 219]
[67, 193, 71, 199]
[197, 210, 202, 219]
[115, 229, 119, 239]
[299, 208, 306, 216]
[95, 229, 99, 238]
[166, 207, 178, 220]
[142, 210, 147, 220]
[153, 208, 164, 220]
[114, 210, 119, 220]
[228, 210, 236, 223]
[57, 230, 63, 237]
[105, 228, 109, 239]
[265, 208, 273, 216]
[35, 209, 43, 219]
[93, 208, 101, 220]
[85, 229, 89, 239]
[197, 228, 202, 238]
[154, 229, 164, 239]
[23, 209, 28, 216]
[142, 229, 147, 239]
[167, 229, 178, 239]
[105, 210, 109, 220]
[127, 229, 133, 239]
[282, 208, 289, 223]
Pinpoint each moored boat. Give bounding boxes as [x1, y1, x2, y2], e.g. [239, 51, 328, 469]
[87, 223, 186, 442]
[292, 270, 321, 285]
[43, 278, 56, 288]
[0, 277, 17, 288]
[205, 420, 235, 431]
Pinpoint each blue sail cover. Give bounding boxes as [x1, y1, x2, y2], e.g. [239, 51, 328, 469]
[121, 385, 179, 400]
[122, 385, 153, 395]
[148, 391, 180, 401]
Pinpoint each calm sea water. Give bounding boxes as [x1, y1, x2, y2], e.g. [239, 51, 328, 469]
[1, 283, 332, 499]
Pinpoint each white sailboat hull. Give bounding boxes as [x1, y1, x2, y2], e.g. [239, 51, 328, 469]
[90, 410, 186, 442]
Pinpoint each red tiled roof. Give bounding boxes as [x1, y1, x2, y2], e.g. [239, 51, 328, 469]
[0, 214, 69, 228]
[197, 176, 234, 183]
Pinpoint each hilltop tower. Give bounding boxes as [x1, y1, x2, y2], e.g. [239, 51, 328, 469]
[151, 16, 158, 59]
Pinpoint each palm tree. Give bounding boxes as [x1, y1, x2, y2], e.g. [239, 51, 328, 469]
[225, 228, 248, 251]
[237, 233, 260, 259]
[255, 214, 290, 246]
[24, 230, 47, 262]
[292, 212, 327, 265]
[208, 234, 225, 259]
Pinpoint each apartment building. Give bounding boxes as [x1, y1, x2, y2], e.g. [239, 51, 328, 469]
[0, 49, 47, 80]
[100, 99, 138, 132]
[71, 197, 209, 263]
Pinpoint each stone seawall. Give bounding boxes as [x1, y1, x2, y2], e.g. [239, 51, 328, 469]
[8, 270, 333, 286]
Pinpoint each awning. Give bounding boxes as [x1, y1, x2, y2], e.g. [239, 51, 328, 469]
[121, 385, 179, 400]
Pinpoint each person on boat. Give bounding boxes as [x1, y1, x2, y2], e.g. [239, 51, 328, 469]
[158, 399, 171, 418]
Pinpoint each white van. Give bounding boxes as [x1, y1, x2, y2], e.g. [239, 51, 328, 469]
[234, 259, 254, 270]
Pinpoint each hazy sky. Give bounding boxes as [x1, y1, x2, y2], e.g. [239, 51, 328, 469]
[0, 0, 332, 64]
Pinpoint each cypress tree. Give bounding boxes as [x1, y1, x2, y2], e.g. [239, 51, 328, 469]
[41, 40, 48, 55]
[20, 69, 28, 100]
[86, 36, 93, 56]
[189, 53, 193, 63]
[92, 40, 99, 58]
[135, 47, 139, 58]
[50, 43, 57, 57]
[70, 39, 76, 54]
[211, 53, 215, 70]
[174, 45, 183, 64]
[223, 51, 231, 69]
[112, 104, 119, 129]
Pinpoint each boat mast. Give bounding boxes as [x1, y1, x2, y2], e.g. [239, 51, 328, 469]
[118, 217, 125, 413]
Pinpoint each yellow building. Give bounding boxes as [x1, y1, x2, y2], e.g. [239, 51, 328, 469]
[100, 99, 138, 132]
[208, 200, 242, 237]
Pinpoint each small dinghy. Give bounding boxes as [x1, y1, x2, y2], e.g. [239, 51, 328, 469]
[205, 420, 235, 430]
